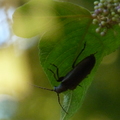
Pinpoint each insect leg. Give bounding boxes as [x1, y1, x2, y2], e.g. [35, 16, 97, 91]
[57, 93, 68, 114]
[78, 84, 82, 87]
[48, 68, 58, 81]
[72, 43, 86, 68]
[50, 64, 59, 79]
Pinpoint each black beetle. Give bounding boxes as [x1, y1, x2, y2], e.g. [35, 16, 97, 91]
[32, 43, 96, 113]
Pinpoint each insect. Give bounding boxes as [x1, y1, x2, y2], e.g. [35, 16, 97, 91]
[32, 43, 96, 113]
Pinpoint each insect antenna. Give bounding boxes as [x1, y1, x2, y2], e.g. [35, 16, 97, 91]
[57, 93, 68, 114]
[31, 83, 68, 113]
[31, 84, 54, 92]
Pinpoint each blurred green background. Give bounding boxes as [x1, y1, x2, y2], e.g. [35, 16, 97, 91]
[0, 0, 120, 120]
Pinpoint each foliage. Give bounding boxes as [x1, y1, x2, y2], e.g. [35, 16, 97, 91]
[12, 0, 120, 120]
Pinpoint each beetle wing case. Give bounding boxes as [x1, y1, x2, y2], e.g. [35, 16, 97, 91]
[61, 54, 95, 90]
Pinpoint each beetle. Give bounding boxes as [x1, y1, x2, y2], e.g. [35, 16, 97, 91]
[32, 43, 96, 113]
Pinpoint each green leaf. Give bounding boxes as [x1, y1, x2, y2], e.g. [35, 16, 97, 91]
[39, 2, 120, 120]
[12, 1, 120, 120]
[12, 0, 58, 38]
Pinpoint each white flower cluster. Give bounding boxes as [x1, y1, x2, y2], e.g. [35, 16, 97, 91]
[92, 0, 120, 36]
